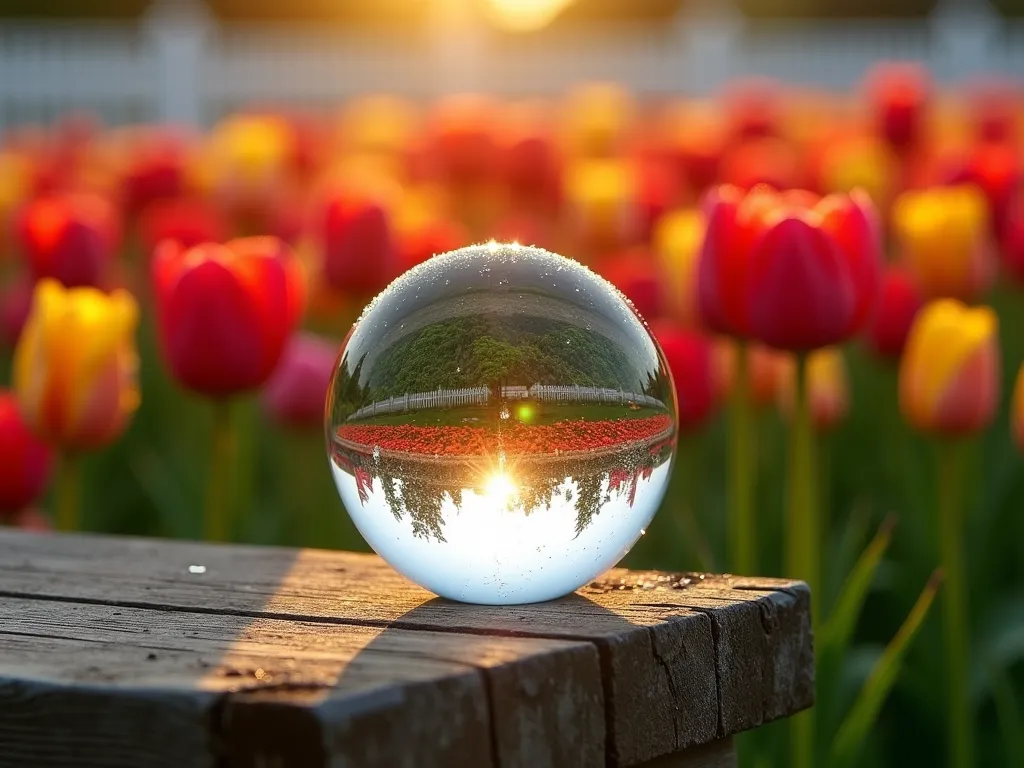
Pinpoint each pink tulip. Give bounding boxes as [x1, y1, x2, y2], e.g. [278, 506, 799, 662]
[262, 333, 338, 428]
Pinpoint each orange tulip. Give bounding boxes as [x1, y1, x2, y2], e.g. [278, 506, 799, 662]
[716, 340, 787, 410]
[563, 83, 633, 158]
[814, 133, 896, 207]
[778, 348, 849, 432]
[1013, 364, 1024, 455]
[892, 184, 995, 302]
[341, 95, 418, 157]
[13, 279, 139, 450]
[899, 299, 1000, 436]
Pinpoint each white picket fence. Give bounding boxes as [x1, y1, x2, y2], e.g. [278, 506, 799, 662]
[0, 0, 1019, 131]
[349, 384, 664, 420]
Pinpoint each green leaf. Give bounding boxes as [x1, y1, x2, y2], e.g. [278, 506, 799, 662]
[821, 514, 898, 656]
[828, 570, 942, 768]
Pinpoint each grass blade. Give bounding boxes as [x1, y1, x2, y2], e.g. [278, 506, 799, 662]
[829, 570, 943, 768]
[821, 514, 898, 655]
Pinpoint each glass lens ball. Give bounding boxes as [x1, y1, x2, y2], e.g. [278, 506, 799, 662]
[326, 243, 677, 604]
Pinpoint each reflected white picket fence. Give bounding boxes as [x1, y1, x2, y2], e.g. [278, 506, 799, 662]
[349, 384, 664, 420]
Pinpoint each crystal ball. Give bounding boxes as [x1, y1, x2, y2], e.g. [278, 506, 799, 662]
[326, 243, 677, 604]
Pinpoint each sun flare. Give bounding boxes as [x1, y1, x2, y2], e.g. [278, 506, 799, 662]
[484, 471, 518, 508]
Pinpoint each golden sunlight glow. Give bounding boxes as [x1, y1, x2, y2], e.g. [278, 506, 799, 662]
[484, 472, 518, 508]
[482, 0, 574, 33]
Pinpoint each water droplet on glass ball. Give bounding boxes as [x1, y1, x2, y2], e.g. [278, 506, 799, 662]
[326, 244, 677, 605]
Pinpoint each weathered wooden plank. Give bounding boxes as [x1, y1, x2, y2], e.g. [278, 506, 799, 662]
[0, 597, 604, 768]
[0, 531, 812, 766]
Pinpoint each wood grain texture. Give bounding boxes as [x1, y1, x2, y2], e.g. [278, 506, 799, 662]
[0, 598, 603, 768]
[0, 530, 813, 767]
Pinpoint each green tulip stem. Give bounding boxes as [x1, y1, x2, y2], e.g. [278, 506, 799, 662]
[786, 352, 818, 768]
[937, 439, 972, 768]
[728, 341, 756, 574]
[55, 452, 82, 533]
[204, 400, 237, 542]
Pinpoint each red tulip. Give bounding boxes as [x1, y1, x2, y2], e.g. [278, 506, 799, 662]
[501, 132, 561, 212]
[1002, 191, 1024, 284]
[312, 191, 396, 295]
[428, 95, 498, 187]
[725, 78, 780, 140]
[697, 185, 881, 351]
[601, 248, 663, 320]
[652, 322, 718, 431]
[0, 390, 53, 517]
[866, 63, 930, 151]
[660, 100, 725, 194]
[121, 131, 189, 217]
[865, 265, 924, 360]
[262, 332, 337, 428]
[152, 237, 306, 397]
[968, 80, 1019, 144]
[138, 197, 228, 255]
[16, 193, 120, 288]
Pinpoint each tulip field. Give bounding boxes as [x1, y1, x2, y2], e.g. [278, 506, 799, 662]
[2, 64, 1024, 767]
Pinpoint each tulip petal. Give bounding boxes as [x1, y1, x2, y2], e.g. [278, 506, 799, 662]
[224, 237, 306, 381]
[162, 258, 266, 395]
[899, 299, 999, 434]
[748, 216, 855, 350]
[933, 341, 1000, 436]
[64, 288, 139, 441]
[817, 188, 882, 334]
[894, 185, 993, 301]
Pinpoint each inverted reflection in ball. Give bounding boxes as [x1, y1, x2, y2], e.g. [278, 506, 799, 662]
[326, 243, 677, 604]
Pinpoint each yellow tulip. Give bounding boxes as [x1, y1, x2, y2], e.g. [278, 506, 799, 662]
[1013, 364, 1024, 455]
[819, 134, 896, 207]
[892, 184, 995, 302]
[565, 158, 637, 253]
[13, 279, 140, 450]
[653, 209, 705, 326]
[899, 299, 1000, 436]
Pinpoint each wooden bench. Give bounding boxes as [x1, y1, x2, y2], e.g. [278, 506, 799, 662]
[0, 530, 813, 767]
